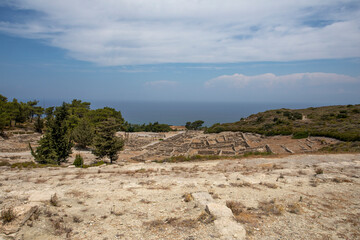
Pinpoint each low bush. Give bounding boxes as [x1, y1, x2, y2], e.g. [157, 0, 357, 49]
[0, 161, 10, 167]
[292, 131, 309, 139]
[73, 154, 83, 167]
[320, 141, 360, 153]
[82, 160, 106, 168]
[10, 162, 60, 169]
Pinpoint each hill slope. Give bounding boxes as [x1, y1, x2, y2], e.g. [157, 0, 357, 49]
[206, 104, 360, 141]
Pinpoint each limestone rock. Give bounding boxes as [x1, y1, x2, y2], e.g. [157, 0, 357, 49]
[214, 218, 246, 240]
[205, 203, 246, 240]
[191, 192, 214, 208]
[205, 203, 233, 218]
[0, 204, 39, 235]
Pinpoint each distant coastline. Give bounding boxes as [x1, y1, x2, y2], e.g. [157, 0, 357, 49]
[35, 100, 327, 126]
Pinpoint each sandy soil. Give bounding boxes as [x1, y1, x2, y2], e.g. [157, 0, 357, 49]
[1, 153, 359, 240]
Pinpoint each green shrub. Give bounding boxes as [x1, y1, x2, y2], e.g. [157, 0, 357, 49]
[256, 116, 264, 123]
[293, 112, 302, 120]
[10, 161, 60, 169]
[320, 141, 360, 153]
[82, 160, 106, 168]
[0, 161, 10, 167]
[283, 111, 291, 117]
[292, 131, 309, 139]
[337, 113, 347, 119]
[73, 154, 83, 167]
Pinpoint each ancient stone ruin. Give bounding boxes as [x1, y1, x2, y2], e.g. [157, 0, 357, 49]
[116, 131, 338, 162]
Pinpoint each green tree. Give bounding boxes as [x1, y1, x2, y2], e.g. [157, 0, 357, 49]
[92, 118, 124, 163]
[185, 120, 204, 130]
[86, 107, 124, 128]
[30, 103, 73, 165]
[72, 119, 94, 149]
[33, 106, 44, 133]
[0, 94, 8, 135]
[34, 115, 44, 133]
[68, 99, 91, 118]
[26, 100, 39, 122]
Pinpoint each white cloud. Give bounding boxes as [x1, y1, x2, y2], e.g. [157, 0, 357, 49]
[144, 80, 178, 87]
[0, 1, 359, 65]
[205, 72, 360, 88]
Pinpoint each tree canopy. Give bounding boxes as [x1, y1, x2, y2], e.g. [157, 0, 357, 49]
[185, 120, 204, 130]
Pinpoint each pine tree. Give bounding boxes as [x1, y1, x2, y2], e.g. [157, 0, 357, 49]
[34, 115, 44, 133]
[92, 118, 124, 163]
[72, 118, 94, 149]
[31, 103, 73, 165]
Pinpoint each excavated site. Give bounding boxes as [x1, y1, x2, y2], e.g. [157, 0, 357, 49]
[0, 131, 359, 240]
[117, 131, 339, 162]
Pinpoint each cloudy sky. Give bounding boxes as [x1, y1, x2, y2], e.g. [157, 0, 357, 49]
[0, 0, 360, 104]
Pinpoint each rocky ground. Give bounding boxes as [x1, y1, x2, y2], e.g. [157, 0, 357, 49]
[0, 133, 359, 240]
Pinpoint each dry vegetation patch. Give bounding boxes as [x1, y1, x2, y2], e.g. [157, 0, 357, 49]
[0, 207, 16, 224]
[50, 194, 59, 207]
[258, 199, 285, 216]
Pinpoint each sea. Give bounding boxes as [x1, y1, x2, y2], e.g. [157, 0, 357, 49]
[41, 100, 325, 127]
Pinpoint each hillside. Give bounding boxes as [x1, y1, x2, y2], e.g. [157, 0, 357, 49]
[206, 104, 360, 141]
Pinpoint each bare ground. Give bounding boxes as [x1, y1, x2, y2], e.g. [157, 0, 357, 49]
[0, 153, 359, 240]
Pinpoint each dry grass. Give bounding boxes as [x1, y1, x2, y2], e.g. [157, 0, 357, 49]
[147, 185, 171, 190]
[110, 206, 123, 216]
[0, 160, 10, 167]
[50, 194, 59, 207]
[72, 215, 82, 223]
[144, 216, 201, 230]
[197, 211, 216, 224]
[138, 180, 156, 186]
[332, 177, 352, 183]
[230, 181, 260, 190]
[234, 212, 259, 225]
[65, 189, 91, 198]
[34, 178, 48, 184]
[51, 218, 72, 237]
[260, 182, 278, 189]
[183, 193, 193, 202]
[258, 199, 285, 216]
[139, 199, 152, 204]
[1, 207, 16, 224]
[310, 178, 319, 187]
[287, 202, 302, 214]
[315, 168, 324, 174]
[143, 219, 164, 228]
[226, 200, 245, 215]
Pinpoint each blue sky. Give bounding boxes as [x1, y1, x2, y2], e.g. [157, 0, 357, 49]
[0, 0, 360, 104]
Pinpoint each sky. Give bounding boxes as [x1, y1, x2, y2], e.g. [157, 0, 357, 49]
[0, 0, 360, 105]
